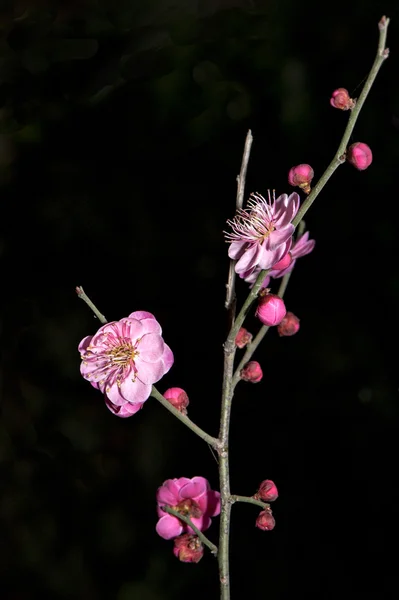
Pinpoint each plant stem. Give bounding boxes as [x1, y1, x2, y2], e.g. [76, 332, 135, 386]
[230, 495, 270, 510]
[292, 16, 389, 228]
[161, 506, 218, 555]
[151, 387, 219, 448]
[76, 286, 107, 324]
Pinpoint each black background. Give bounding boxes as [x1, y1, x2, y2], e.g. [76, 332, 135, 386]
[1, 1, 399, 598]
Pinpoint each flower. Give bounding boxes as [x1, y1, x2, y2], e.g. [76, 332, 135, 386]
[225, 191, 300, 279]
[156, 477, 221, 540]
[330, 88, 355, 110]
[235, 327, 253, 349]
[255, 480, 279, 502]
[277, 311, 300, 337]
[256, 508, 276, 531]
[288, 164, 314, 194]
[173, 534, 204, 563]
[240, 361, 263, 383]
[163, 387, 189, 415]
[79, 311, 174, 417]
[346, 142, 373, 171]
[245, 231, 315, 288]
[256, 293, 286, 327]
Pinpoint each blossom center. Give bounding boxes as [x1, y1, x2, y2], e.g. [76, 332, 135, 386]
[176, 499, 203, 519]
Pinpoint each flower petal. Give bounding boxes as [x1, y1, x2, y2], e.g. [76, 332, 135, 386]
[138, 333, 164, 362]
[156, 515, 183, 540]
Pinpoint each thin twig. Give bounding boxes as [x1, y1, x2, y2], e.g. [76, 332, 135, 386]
[292, 16, 390, 228]
[151, 386, 220, 448]
[161, 506, 218, 555]
[230, 495, 270, 510]
[76, 286, 107, 324]
[225, 130, 253, 315]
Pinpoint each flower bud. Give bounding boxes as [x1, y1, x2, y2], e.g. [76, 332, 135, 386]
[277, 311, 300, 337]
[288, 164, 314, 194]
[330, 88, 355, 110]
[256, 293, 286, 327]
[235, 327, 253, 349]
[240, 361, 263, 383]
[271, 252, 292, 272]
[255, 479, 279, 502]
[163, 388, 189, 415]
[256, 508, 275, 531]
[346, 142, 373, 171]
[173, 534, 204, 563]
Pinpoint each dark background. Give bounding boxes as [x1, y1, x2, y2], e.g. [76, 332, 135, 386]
[1, 1, 399, 598]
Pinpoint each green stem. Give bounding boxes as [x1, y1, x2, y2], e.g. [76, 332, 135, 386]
[161, 506, 218, 555]
[292, 16, 390, 229]
[151, 387, 219, 448]
[230, 495, 270, 510]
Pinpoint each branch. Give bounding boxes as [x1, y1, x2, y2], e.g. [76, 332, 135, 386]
[292, 16, 390, 228]
[151, 386, 220, 448]
[162, 506, 218, 556]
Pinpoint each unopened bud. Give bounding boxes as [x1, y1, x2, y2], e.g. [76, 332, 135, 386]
[163, 388, 189, 415]
[330, 88, 355, 110]
[235, 327, 253, 349]
[173, 534, 204, 563]
[271, 252, 292, 272]
[288, 164, 314, 194]
[256, 293, 286, 327]
[346, 142, 373, 171]
[240, 361, 263, 383]
[255, 479, 279, 502]
[277, 311, 300, 337]
[256, 508, 275, 531]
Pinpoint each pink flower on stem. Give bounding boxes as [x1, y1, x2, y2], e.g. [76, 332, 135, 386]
[240, 361, 263, 383]
[288, 164, 314, 194]
[245, 231, 315, 288]
[330, 88, 355, 110]
[255, 479, 279, 502]
[173, 534, 204, 563]
[163, 387, 189, 415]
[256, 508, 276, 531]
[235, 327, 253, 349]
[225, 191, 300, 279]
[156, 477, 221, 540]
[277, 311, 300, 337]
[79, 311, 174, 417]
[256, 293, 286, 327]
[346, 142, 373, 171]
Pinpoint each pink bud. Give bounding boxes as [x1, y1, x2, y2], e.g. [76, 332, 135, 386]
[288, 164, 314, 194]
[330, 88, 355, 110]
[256, 293, 286, 327]
[235, 327, 253, 349]
[256, 509, 275, 531]
[346, 142, 373, 171]
[271, 252, 292, 272]
[255, 479, 279, 502]
[277, 311, 300, 337]
[240, 361, 263, 383]
[163, 388, 189, 415]
[173, 534, 204, 563]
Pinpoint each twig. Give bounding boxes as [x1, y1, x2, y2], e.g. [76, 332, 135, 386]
[162, 506, 218, 555]
[225, 130, 253, 315]
[292, 16, 390, 228]
[75, 286, 107, 324]
[151, 386, 220, 448]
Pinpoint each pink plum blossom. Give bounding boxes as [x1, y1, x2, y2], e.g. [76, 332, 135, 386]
[79, 311, 173, 417]
[225, 191, 300, 279]
[245, 231, 315, 288]
[156, 476, 221, 540]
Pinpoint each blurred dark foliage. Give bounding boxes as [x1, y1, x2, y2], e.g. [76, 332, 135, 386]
[1, 0, 399, 598]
